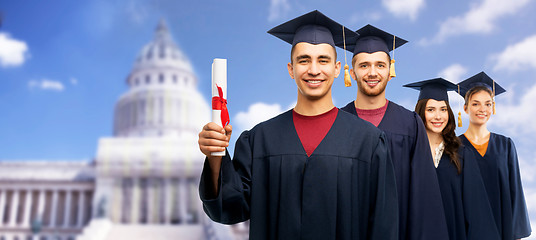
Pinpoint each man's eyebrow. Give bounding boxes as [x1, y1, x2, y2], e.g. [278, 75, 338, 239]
[296, 54, 311, 61]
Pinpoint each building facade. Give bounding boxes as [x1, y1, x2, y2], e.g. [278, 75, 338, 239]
[0, 20, 247, 240]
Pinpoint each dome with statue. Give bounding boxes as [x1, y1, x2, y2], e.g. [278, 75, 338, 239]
[113, 19, 210, 138]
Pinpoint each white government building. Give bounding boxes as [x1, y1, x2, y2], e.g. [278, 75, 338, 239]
[0, 20, 248, 240]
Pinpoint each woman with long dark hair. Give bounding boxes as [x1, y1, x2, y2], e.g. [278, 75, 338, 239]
[405, 78, 499, 240]
[458, 72, 531, 240]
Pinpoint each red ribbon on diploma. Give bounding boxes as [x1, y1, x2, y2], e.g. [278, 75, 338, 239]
[212, 84, 229, 127]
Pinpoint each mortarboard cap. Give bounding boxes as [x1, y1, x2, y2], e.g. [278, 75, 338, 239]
[457, 71, 505, 98]
[267, 10, 359, 48]
[403, 78, 458, 102]
[350, 24, 407, 56]
[340, 24, 408, 78]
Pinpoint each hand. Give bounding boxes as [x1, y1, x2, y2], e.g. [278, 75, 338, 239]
[198, 123, 232, 196]
[198, 122, 232, 157]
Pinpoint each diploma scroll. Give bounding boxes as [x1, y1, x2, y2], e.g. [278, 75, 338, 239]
[211, 58, 229, 156]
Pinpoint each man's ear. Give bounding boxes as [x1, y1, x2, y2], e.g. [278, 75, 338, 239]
[287, 62, 294, 79]
[350, 67, 356, 80]
[335, 61, 341, 78]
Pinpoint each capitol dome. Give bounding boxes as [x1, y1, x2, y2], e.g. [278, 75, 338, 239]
[113, 19, 210, 137]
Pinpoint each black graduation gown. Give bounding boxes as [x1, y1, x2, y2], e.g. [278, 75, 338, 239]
[460, 133, 531, 239]
[342, 101, 449, 240]
[199, 109, 398, 240]
[436, 145, 500, 240]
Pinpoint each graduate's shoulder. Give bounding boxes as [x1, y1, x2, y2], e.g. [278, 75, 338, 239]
[386, 101, 416, 122]
[334, 110, 389, 161]
[489, 132, 516, 149]
[337, 108, 384, 137]
[248, 109, 292, 133]
[490, 132, 511, 142]
[340, 100, 355, 114]
[381, 101, 421, 135]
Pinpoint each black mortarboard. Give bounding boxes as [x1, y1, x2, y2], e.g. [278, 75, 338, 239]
[350, 24, 407, 56]
[457, 71, 505, 98]
[403, 78, 458, 102]
[340, 24, 408, 78]
[267, 10, 359, 48]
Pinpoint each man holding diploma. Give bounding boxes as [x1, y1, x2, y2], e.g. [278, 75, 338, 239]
[198, 10, 398, 240]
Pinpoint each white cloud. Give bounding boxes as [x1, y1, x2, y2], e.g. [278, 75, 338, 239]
[492, 34, 536, 72]
[382, 0, 425, 21]
[268, 0, 291, 22]
[0, 32, 29, 68]
[438, 64, 468, 83]
[489, 83, 536, 136]
[70, 77, 79, 85]
[420, 0, 531, 45]
[28, 79, 65, 92]
[234, 102, 287, 131]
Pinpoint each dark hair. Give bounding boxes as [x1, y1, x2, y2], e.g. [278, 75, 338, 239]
[415, 99, 462, 174]
[464, 85, 493, 105]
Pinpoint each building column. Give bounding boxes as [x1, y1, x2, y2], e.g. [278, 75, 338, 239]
[193, 178, 202, 223]
[178, 178, 188, 224]
[49, 190, 59, 227]
[63, 190, 72, 228]
[37, 189, 46, 225]
[112, 179, 122, 223]
[130, 178, 139, 224]
[77, 190, 85, 227]
[147, 178, 154, 224]
[9, 189, 20, 226]
[164, 178, 173, 224]
[0, 190, 6, 226]
[23, 189, 33, 227]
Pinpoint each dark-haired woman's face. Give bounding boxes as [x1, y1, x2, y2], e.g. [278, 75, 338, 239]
[425, 99, 449, 134]
[465, 90, 493, 125]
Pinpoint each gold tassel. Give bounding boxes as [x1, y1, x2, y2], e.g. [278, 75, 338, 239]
[458, 111, 462, 127]
[492, 80, 496, 114]
[344, 64, 351, 87]
[457, 84, 462, 128]
[389, 59, 396, 78]
[389, 35, 396, 78]
[342, 25, 351, 87]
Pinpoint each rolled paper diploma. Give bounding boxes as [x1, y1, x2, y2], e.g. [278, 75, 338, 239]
[211, 58, 229, 156]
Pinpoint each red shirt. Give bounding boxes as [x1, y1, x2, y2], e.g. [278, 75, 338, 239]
[293, 107, 338, 157]
[355, 100, 389, 127]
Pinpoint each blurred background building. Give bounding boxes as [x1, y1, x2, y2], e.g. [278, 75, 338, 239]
[0, 20, 248, 240]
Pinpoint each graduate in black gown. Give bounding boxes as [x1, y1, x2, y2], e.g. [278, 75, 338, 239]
[457, 72, 531, 240]
[404, 78, 500, 240]
[339, 25, 448, 240]
[198, 11, 398, 240]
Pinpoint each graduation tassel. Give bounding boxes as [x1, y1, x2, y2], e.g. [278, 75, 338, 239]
[342, 25, 351, 87]
[457, 85, 462, 127]
[389, 59, 396, 78]
[492, 80, 496, 114]
[458, 111, 462, 128]
[344, 64, 352, 87]
[389, 35, 396, 78]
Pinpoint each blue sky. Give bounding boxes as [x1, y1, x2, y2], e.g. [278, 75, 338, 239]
[2, 0, 536, 233]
